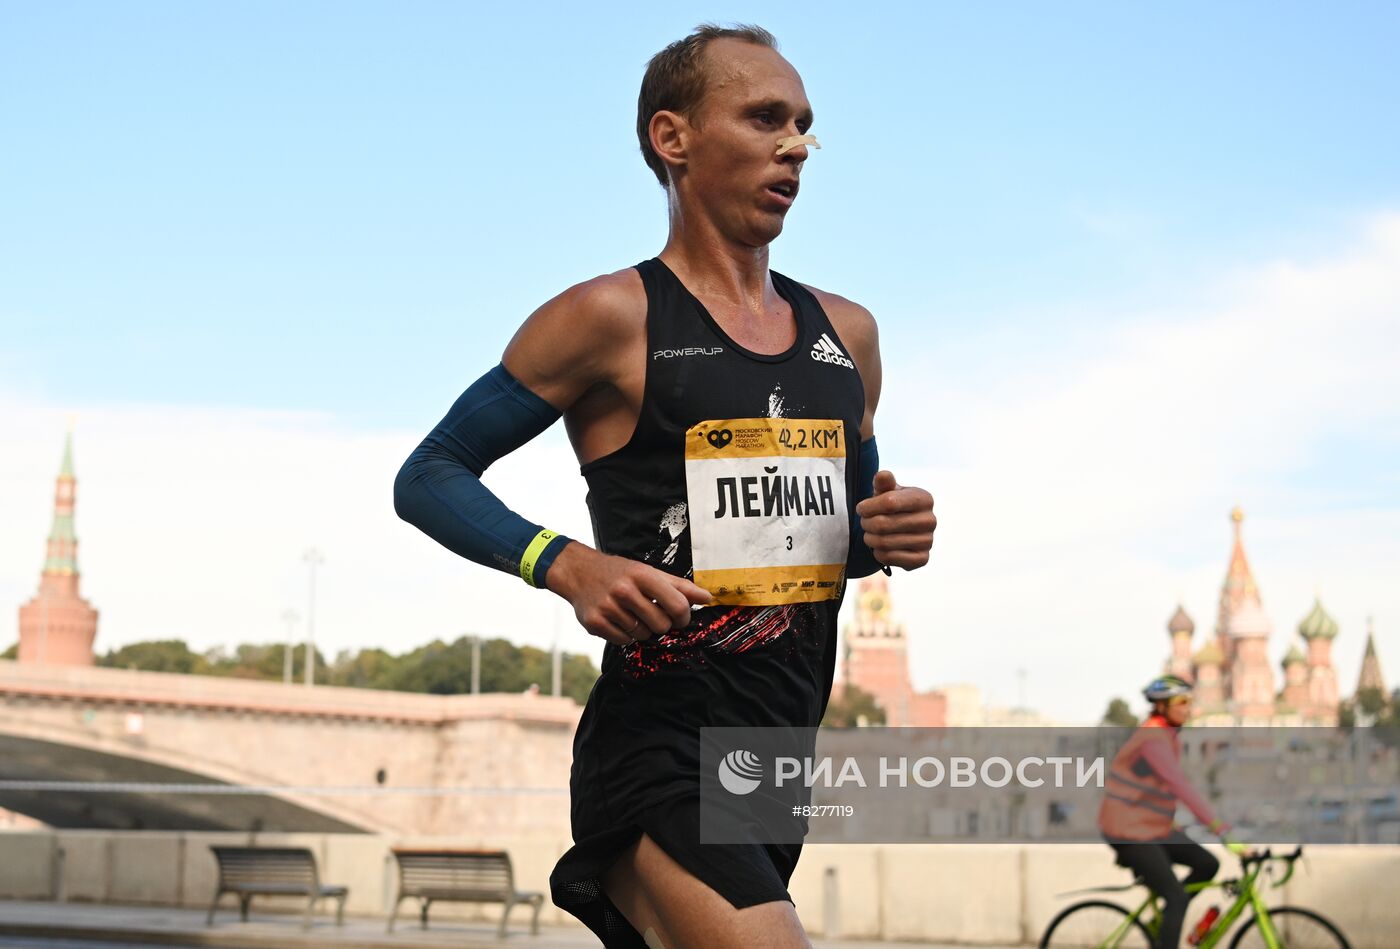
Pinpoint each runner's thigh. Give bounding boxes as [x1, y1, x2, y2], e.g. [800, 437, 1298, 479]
[603, 832, 812, 949]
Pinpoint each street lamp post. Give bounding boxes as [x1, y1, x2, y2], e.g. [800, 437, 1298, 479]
[281, 608, 300, 685]
[302, 548, 324, 686]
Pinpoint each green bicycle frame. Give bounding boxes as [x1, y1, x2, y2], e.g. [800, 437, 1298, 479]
[1101, 855, 1295, 949]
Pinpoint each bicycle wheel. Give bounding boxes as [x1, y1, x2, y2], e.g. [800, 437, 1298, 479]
[1040, 900, 1154, 948]
[1229, 906, 1350, 949]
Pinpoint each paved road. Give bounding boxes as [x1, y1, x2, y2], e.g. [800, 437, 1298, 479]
[0, 900, 1025, 949]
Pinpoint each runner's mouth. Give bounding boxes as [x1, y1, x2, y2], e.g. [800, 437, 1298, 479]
[765, 182, 798, 206]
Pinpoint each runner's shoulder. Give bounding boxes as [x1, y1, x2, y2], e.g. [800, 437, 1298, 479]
[505, 267, 645, 367]
[799, 283, 878, 355]
[541, 267, 647, 342]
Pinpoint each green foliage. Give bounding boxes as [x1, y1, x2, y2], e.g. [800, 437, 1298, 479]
[559, 652, 601, 705]
[204, 643, 327, 682]
[1341, 688, 1398, 731]
[98, 639, 210, 675]
[822, 683, 887, 727]
[371, 636, 597, 703]
[1, 643, 16, 660]
[1101, 697, 1139, 728]
[326, 648, 395, 689]
[380, 638, 476, 695]
[1375, 688, 1400, 734]
[92, 633, 600, 704]
[1338, 700, 1356, 729]
[1356, 686, 1388, 718]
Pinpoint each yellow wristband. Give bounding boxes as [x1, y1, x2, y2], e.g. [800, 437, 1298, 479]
[520, 529, 559, 588]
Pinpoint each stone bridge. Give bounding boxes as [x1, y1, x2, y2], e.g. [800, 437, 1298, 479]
[0, 659, 578, 838]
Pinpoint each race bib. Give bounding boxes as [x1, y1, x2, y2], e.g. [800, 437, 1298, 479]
[685, 418, 849, 606]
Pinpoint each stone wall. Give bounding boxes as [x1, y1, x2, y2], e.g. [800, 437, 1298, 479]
[3, 831, 1397, 947]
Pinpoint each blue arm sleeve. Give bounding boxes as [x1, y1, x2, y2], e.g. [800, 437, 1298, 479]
[393, 364, 572, 589]
[847, 437, 892, 578]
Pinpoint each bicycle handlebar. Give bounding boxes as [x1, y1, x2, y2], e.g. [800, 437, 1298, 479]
[1239, 845, 1304, 886]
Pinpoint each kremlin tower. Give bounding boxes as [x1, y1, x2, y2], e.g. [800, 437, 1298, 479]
[17, 432, 98, 665]
[839, 574, 946, 726]
[841, 574, 913, 724]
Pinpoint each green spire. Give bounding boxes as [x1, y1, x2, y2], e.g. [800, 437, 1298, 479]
[43, 432, 78, 575]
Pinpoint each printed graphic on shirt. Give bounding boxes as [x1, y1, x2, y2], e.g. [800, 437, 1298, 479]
[685, 417, 849, 606]
[619, 602, 819, 678]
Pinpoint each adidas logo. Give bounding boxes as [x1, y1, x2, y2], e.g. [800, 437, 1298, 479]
[810, 333, 854, 369]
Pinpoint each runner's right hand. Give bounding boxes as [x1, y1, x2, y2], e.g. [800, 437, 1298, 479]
[545, 542, 712, 645]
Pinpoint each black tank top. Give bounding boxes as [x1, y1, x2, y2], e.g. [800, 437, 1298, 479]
[578, 257, 864, 717]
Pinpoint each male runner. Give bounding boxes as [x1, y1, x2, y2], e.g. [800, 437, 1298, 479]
[1099, 676, 1249, 948]
[395, 25, 936, 948]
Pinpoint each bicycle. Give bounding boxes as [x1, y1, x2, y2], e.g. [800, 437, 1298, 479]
[1039, 846, 1350, 949]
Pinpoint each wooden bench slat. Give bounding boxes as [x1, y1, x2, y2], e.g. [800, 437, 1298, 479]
[207, 846, 348, 932]
[387, 848, 542, 936]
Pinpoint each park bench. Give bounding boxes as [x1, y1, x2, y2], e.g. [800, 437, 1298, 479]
[205, 845, 348, 930]
[388, 848, 543, 937]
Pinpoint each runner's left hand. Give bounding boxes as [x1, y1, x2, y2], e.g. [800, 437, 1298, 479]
[855, 470, 936, 570]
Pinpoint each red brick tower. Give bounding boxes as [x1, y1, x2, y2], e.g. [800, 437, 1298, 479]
[840, 575, 914, 725]
[17, 432, 98, 665]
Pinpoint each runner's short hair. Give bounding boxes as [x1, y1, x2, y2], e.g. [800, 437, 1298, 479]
[637, 24, 778, 188]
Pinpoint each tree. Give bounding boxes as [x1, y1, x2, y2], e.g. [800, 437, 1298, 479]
[1356, 687, 1389, 719]
[327, 648, 395, 689]
[51, 631, 601, 702]
[1338, 699, 1356, 729]
[1101, 697, 1138, 728]
[205, 642, 327, 682]
[98, 640, 210, 675]
[382, 638, 476, 694]
[559, 652, 601, 704]
[1, 643, 16, 660]
[822, 684, 886, 727]
[379, 636, 600, 701]
[1371, 688, 1400, 743]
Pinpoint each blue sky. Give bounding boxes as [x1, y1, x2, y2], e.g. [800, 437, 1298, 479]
[2, 2, 1398, 722]
[5, 2, 1396, 423]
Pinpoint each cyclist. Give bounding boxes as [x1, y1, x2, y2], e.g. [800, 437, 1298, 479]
[1098, 675, 1248, 948]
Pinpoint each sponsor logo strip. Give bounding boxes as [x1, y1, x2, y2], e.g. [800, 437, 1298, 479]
[697, 563, 846, 606]
[687, 417, 845, 461]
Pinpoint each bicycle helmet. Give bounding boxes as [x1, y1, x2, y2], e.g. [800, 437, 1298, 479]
[1143, 674, 1192, 703]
